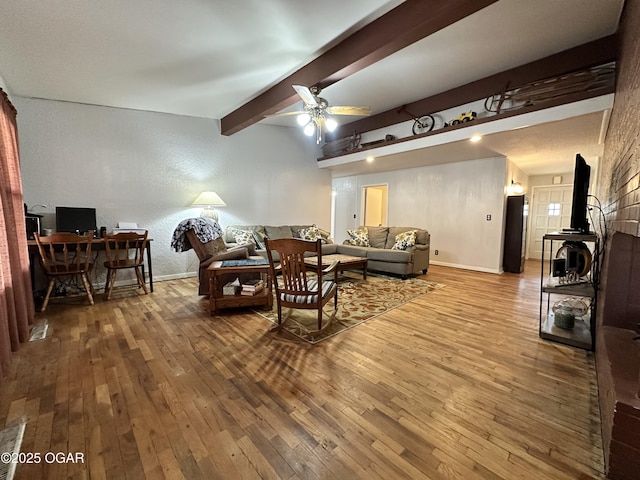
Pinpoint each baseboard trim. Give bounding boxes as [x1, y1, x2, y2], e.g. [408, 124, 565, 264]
[95, 272, 197, 289]
[430, 260, 501, 274]
[153, 272, 197, 282]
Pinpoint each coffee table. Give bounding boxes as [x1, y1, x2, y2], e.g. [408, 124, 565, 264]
[305, 254, 368, 279]
[207, 256, 273, 315]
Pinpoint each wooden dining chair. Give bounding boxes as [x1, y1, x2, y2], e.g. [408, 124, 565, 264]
[265, 238, 339, 331]
[34, 231, 95, 312]
[103, 231, 149, 300]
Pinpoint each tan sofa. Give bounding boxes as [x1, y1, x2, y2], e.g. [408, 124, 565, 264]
[223, 224, 430, 279]
[325, 226, 430, 278]
[222, 224, 328, 248]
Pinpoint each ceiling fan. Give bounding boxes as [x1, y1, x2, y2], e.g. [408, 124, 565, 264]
[269, 85, 371, 144]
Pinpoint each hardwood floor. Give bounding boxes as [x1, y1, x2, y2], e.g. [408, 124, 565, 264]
[0, 261, 605, 479]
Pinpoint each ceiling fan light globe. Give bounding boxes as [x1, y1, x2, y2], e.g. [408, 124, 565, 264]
[325, 118, 338, 132]
[303, 123, 315, 136]
[296, 113, 311, 126]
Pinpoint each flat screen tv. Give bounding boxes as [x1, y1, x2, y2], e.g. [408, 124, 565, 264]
[55, 206, 97, 235]
[568, 154, 591, 234]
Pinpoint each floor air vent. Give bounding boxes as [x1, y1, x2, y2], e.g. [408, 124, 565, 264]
[0, 418, 26, 480]
[29, 320, 48, 341]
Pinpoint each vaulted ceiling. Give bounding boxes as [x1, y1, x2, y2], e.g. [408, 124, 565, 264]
[0, 0, 625, 175]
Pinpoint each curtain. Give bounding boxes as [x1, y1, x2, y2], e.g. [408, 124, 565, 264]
[0, 88, 34, 378]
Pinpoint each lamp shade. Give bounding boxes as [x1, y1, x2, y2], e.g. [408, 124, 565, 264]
[192, 191, 226, 221]
[192, 191, 226, 207]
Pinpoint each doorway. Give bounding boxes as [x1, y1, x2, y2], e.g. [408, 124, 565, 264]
[362, 184, 388, 227]
[527, 184, 573, 260]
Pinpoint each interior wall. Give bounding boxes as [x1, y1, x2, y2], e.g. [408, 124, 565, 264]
[594, 1, 640, 478]
[505, 160, 528, 194]
[15, 97, 331, 282]
[333, 156, 507, 273]
[529, 171, 573, 188]
[0, 75, 13, 104]
[599, 0, 640, 237]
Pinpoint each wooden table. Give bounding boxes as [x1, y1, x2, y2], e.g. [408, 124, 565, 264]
[28, 237, 154, 292]
[305, 254, 368, 279]
[207, 257, 273, 315]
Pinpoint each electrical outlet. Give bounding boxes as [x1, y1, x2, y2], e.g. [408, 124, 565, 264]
[434, 249, 439, 255]
[486, 214, 491, 221]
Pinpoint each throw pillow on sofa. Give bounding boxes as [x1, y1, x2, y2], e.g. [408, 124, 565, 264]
[391, 230, 417, 250]
[251, 230, 267, 249]
[299, 224, 328, 242]
[346, 226, 370, 247]
[318, 227, 331, 241]
[230, 228, 259, 255]
[232, 228, 254, 245]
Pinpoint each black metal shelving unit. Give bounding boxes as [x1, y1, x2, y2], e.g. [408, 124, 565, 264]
[539, 232, 600, 350]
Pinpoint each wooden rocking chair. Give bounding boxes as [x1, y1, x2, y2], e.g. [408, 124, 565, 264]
[265, 238, 339, 332]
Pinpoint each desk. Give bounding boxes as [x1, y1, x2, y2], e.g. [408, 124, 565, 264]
[27, 238, 154, 293]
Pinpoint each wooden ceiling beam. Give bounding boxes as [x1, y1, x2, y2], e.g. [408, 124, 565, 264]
[220, 0, 499, 136]
[331, 35, 618, 138]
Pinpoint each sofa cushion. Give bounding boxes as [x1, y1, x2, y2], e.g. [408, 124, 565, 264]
[265, 225, 294, 239]
[366, 259, 413, 276]
[321, 243, 338, 255]
[366, 248, 412, 263]
[391, 230, 417, 250]
[345, 226, 370, 247]
[365, 226, 389, 248]
[334, 244, 370, 257]
[386, 227, 427, 249]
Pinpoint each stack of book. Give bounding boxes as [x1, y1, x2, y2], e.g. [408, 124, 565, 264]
[241, 279, 265, 296]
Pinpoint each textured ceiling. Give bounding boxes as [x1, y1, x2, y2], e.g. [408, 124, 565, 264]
[0, 0, 625, 175]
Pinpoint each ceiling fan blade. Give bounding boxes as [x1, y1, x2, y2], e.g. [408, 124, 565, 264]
[326, 106, 371, 116]
[292, 85, 318, 107]
[265, 110, 307, 118]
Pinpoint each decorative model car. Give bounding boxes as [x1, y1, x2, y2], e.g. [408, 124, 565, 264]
[445, 111, 477, 127]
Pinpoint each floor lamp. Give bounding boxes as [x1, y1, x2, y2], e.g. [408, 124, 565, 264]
[192, 191, 226, 222]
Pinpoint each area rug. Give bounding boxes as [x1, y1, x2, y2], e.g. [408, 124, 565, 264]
[255, 272, 444, 343]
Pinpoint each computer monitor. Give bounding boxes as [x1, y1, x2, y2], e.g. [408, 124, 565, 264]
[55, 207, 97, 235]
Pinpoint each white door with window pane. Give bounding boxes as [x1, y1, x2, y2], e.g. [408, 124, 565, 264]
[527, 185, 573, 259]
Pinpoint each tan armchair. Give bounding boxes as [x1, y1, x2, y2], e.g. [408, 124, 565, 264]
[184, 229, 252, 295]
